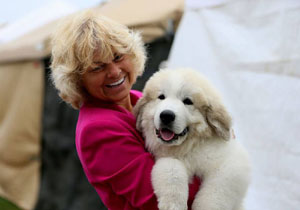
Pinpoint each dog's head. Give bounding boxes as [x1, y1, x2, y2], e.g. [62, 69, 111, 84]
[133, 68, 232, 148]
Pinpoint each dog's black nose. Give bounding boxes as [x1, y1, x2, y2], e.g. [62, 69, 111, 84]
[160, 110, 175, 125]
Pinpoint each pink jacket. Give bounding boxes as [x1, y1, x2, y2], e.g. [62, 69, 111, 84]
[76, 90, 200, 209]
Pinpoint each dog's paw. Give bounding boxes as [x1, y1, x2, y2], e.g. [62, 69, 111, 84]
[158, 203, 187, 210]
[158, 198, 187, 210]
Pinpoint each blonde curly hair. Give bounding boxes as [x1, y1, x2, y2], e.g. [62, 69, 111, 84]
[50, 10, 146, 109]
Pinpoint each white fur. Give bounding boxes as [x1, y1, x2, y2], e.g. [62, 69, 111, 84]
[134, 68, 251, 210]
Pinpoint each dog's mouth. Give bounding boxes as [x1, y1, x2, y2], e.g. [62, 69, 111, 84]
[155, 127, 189, 143]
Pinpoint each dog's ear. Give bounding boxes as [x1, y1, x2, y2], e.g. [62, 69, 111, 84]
[133, 96, 148, 132]
[203, 103, 232, 140]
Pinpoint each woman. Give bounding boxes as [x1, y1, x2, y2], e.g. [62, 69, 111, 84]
[50, 10, 200, 209]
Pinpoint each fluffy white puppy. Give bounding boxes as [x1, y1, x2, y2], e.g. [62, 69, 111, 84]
[133, 68, 251, 210]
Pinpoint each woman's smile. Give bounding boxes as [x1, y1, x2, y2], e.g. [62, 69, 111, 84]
[105, 76, 126, 88]
[103, 75, 128, 95]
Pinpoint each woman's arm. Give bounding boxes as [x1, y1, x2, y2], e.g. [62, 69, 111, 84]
[79, 120, 158, 209]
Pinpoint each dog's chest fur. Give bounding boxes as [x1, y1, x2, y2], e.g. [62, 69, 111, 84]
[151, 137, 242, 179]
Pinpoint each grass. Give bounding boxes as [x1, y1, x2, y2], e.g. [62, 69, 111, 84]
[0, 197, 21, 210]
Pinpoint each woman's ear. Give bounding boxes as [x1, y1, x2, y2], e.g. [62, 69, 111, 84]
[133, 96, 148, 132]
[203, 103, 232, 140]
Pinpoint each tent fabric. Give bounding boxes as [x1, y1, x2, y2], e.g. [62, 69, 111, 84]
[0, 1, 78, 45]
[93, 0, 183, 42]
[0, 61, 44, 210]
[0, 0, 183, 63]
[167, 1, 300, 210]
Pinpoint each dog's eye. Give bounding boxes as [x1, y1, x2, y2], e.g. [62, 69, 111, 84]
[183, 98, 193, 105]
[158, 94, 165, 100]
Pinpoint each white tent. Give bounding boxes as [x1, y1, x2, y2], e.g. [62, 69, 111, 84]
[168, 0, 300, 210]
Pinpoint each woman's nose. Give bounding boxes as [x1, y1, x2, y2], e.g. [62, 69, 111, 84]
[106, 63, 120, 78]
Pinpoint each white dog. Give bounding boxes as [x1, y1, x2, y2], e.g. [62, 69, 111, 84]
[133, 68, 250, 210]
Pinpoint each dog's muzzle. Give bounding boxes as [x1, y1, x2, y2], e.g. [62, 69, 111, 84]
[156, 127, 189, 143]
[156, 109, 189, 143]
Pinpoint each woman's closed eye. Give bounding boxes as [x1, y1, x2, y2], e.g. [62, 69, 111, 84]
[91, 64, 105, 72]
[113, 54, 124, 62]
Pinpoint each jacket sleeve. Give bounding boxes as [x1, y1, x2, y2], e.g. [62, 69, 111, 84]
[79, 119, 158, 209]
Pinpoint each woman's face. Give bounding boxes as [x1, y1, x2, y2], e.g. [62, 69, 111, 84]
[82, 53, 135, 106]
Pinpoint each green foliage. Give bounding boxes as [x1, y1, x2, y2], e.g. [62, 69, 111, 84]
[0, 197, 21, 210]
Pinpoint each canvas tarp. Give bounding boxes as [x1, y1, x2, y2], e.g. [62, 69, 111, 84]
[168, 0, 300, 210]
[0, 0, 184, 209]
[0, 61, 44, 210]
[0, 0, 183, 63]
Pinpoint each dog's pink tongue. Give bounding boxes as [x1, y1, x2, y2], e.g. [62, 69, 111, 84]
[160, 128, 175, 141]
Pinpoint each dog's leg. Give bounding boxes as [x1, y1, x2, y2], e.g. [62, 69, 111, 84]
[191, 167, 249, 210]
[152, 157, 189, 210]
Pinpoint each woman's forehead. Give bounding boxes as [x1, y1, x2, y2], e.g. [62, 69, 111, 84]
[92, 50, 126, 64]
[92, 48, 114, 63]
